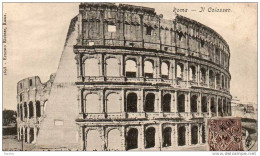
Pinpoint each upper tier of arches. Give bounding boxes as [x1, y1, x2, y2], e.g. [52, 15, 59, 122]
[77, 3, 230, 70]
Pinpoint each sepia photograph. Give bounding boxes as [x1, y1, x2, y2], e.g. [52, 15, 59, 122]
[2, 1, 258, 152]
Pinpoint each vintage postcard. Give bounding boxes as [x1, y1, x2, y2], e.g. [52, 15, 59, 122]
[2, 2, 257, 152]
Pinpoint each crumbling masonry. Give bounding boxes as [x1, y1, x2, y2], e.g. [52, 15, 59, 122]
[16, 3, 232, 150]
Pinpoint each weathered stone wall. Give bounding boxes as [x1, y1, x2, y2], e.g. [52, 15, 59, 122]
[17, 73, 55, 144]
[78, 3, 230, 71]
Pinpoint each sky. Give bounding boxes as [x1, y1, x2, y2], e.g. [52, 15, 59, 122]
[3, 3, 257, 110]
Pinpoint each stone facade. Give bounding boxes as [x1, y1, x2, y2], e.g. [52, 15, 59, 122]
[16, 74, 55, 144]
[17, 3, 232, 151]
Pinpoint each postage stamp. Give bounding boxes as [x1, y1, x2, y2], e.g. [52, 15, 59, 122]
[208, 118, 243, 151]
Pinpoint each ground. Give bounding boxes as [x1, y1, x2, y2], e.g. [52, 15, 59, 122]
[2, 135, 257, 151]
[2, 135, 35, 151]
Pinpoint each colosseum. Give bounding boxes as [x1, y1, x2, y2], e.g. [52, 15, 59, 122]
[16, 3, 232, 151]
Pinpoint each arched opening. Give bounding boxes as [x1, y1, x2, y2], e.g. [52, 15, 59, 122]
[126, 128, 138, 150]
[209, 70, 215, 88]
[107, 129, 121, 151]
[202, 125, 206, 143]
[218, 99, 223, 116]
[125, 59, 137, 78]
[85, 94, 100, 113]
[176, 63, 184, 79]
[20, 104, 23, 121]
[190, 95, 197, 112]
[144, 93, 155, 112]
[20, 94, 22, 102]
[25, 127, 28, 143]
[145, 127, 156, 148]
[163, 127, 172, 147]
[29, 102, 34, 118]
[223, 99, 227, 114]
[215, 48, 220, 63]
[36, 101, 41, 117]
[201, 68, 206, 84]
[161, 62, 169, 79]
[162, 94, 171, 112]
[86, 130, 103, 151]
[107, 93, 121, 113]
[24, 102, 28, 118]
[144, 60, 154, 78]
[210, 97, 216, 113]
[191, 126, 198, 145]
[126, 93, 137, 112]
[177, 94, 185, 112]
[225, 77, 228, 89]
[84, 58, 99, 76]
[21, 128, 23, 141]
[29, 128, 34, 143]
[222, 75, 225, 89]
[189, 65, 196, 81]
[201, 96, 207, 113]
[216, 73, 220, 88]
[106, 58, 120, 77]
[178, 126, 186, 146]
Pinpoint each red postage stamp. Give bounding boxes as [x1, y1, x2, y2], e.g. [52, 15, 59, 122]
[208, 118, 243, 151]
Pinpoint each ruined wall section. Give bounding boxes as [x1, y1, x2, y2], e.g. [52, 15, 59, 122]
[16, 74, 55, 143]
[36, 15, 81, 150]
[78, 3, 230, 72]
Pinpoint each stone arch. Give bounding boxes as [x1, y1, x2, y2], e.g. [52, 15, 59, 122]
[176, 63, 184, 79]
[178, 126, 186, 146]
[85, 93, 100, 113]
[106, 57, 120, 77]
[200, 67, 207, 83]
[177, 94, 185, 112]
[191, 95, 198, 112]
[36, 101, 41, 117]
[222, 75, 225, 88]
[144, 60, 154, 78]
[191, 125, 198, 144]
[23, 102, 28, 118]
[106, 92, 121, 113]
[29, 128, 34, 143]
[86, 129, 103, 151]
[21, 127, 24, 141]
[20, 104, 23, 121]
[201, 96, 207, 112]
[202, 125, 206, 143]
[216, 73, 221, 87]
[84, 57, 99, 76]
[223, 98, 227, 114]
[29, 101, 34, 118]
[162, 127, 172, 147]
[126, 128, 138, 150]
[25, 127, 28, 143]
[107, 128, 121, 151]
[162, 93, 171, 112]
[126, 92, 138, 112]
[145, 127, 156, 148]
[189, 65, 196, 81]
[218, 98, 223, 116]
[144, 93, 155, 112]
[209, 69, 215, 87]
[210, 97, 216, 113]
[125, 59, 137, 78]
[161, 61, 169, 79]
